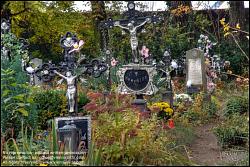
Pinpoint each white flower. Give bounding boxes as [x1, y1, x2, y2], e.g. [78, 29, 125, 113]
[171, 61, 178, 69]
[26, 67, 34, 73]
[198, 39, 202, 43]
[187, 80, 192, 87]
[200, 34, 204, 38]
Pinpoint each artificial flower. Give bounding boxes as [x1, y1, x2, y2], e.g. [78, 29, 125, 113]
[140, 45, 149, 58]
[69, 40, 84, 54]
[171, 61, 178, 69]
[111, 57, 118, 67]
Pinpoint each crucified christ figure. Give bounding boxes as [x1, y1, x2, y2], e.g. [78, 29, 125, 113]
[53, 70, 77, 113]
[114, 18, 151, 63]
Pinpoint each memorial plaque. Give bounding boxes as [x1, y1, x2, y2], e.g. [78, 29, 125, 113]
[55, 116, 91, 153]
[124, 69, 149, 91]
[117, 64, 158, 95]
[187, 59, 202, 85]
[186, 48, 206, 93]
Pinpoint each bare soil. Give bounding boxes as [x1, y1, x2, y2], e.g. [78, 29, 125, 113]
[188, 122, 222, 166]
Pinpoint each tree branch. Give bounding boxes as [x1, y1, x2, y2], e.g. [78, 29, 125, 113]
[11, 8, 30, 17]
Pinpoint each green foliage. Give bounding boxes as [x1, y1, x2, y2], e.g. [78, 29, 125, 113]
[78, 92, 90, 113]
[32, 89, 68, 130]
[213, 113, 249, 148]
[1, 68, 37, 138]
[223, 96, 249, 117]
[8, 1, 98, 62]
[202, 99, 217, 118]
[2, 120, 64, 166]
[83, 92, 192, 165]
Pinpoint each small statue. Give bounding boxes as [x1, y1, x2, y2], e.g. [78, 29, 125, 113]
[53, 70, 77, 113]
[114, 18, 151, 63]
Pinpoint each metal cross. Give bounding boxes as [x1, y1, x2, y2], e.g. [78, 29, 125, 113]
[26, 32, 108, 115]
[99, 1, 162, 64]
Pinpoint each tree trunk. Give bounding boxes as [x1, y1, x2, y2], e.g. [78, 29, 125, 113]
[90, 1, 108, 51]
[229, 1, 245, 29]
[229, 1, 245, 40]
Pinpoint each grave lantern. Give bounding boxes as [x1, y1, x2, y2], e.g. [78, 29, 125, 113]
[57, 121, 81, 152]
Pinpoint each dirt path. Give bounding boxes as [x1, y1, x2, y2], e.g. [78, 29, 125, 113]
[188, 122, 221, 166]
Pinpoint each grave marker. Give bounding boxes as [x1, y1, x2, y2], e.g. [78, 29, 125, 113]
[30, 58, 43, 85]
[186, 48, 207, 94]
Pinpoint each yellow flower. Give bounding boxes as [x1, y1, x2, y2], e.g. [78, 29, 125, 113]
[164, 108, 174, 115]
[39, 164, 48, 166]
[236, 23, 240, 29]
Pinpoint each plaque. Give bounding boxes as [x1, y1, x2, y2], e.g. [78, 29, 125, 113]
[55, 116, 91, 153]
[124, 69, 149, 91]
[117, 64, 158, 95]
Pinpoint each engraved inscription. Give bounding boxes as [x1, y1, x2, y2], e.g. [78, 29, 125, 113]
[188, 59, 202, 85]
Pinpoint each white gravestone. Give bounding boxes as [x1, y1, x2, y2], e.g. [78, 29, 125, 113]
[186, 48, 207, 93]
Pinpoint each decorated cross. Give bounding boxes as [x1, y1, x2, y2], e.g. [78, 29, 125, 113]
[100, 1, 162, 64]
[25, 32, 107, 114]
[100, 2, 163, 112]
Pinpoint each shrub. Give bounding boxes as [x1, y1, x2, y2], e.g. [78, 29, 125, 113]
[223, 96, 249, 117]
[78, 92, 90, 113]
[202, 100, 217, 118]
[213, 113, 249, 148]
[1, 68, 37, 139]
[32, 89, 68, 130]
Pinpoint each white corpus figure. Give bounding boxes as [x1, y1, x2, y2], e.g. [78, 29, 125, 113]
[114, 18, 151, 63]
[54, 70, 77, 113]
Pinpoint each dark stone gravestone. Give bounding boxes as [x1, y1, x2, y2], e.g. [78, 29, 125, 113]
[186, 48, 207, 94]
[55, 116, 91, 154]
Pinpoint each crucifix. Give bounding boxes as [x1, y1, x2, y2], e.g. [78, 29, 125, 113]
[100, 1, 162, 64]
[26, 32, 107, 115]
[100, 1, 162, 112]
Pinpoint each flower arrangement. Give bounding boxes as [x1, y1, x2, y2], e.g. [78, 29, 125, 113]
[149, 102, 174, 118]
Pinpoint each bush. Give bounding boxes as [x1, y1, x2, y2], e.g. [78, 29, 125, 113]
[223, 96, 249, 117]
[202, 100, 217, 118]
[213, 113, 249, 148]
[1, 67, 36, 139]
[32, 89, 68, 130]
[78, 92, 90, 113]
